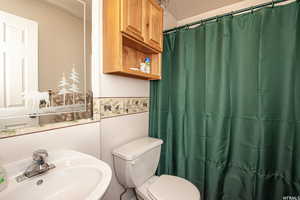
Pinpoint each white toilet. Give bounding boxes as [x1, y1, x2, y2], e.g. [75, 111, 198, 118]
[112, 137, 201, 200]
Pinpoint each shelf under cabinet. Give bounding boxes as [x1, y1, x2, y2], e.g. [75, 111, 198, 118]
[111, 69, 161, 80]
[121, 36, 161, 80]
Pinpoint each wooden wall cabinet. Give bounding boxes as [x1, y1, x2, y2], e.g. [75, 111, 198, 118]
[121, 0, 144, 42]
[104, 0, 163, 80]
[144, 0, 163, 52]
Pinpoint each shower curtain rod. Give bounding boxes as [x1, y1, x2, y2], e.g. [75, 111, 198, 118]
[163, 0, 293, 34]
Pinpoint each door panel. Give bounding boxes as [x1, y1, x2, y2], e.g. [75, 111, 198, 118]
[0, 11, 38, 128]
[6, 54, 25, 107]
[121, 0, 144, 41]
[145, 0, 163, 51]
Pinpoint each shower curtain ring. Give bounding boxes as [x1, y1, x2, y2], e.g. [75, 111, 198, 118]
[231, 11, 234, 18]
[272, 0, 275, 8]
[251, 6, 254, 14]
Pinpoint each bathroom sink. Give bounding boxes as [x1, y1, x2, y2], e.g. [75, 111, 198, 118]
[0, 150, 112, 200]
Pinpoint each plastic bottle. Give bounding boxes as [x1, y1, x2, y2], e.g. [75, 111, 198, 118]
[145, 57, 151, 73]
[0, 166, 8, 192]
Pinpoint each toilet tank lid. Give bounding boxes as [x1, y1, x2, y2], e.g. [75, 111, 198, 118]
[113, 137, 163, 161]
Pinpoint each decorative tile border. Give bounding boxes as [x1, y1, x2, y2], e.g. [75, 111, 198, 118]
[53, 91, 93, 123]
[93, 98, 101, 120]
[0, 97, 149, 139]
[93, 97, 149, 119]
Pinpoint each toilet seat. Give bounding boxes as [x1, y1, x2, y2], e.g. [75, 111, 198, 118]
[147, 175, 200, 200]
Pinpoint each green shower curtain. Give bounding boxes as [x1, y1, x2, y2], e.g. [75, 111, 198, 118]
[150, 2, 300, 200]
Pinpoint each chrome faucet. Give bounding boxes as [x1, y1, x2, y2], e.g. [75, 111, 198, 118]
[16, 149, 55, 183]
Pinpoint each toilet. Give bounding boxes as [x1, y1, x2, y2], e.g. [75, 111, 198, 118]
[112, 137, 201, 200]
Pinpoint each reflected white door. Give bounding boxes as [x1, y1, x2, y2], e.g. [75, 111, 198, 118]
[0, 10, 38, 129]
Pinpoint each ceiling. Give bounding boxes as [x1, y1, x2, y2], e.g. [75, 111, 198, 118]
[166, 0, 245, 20]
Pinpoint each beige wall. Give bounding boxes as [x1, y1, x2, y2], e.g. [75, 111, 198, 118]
[0, 122, 100, 165]
[0, 0, 91, 91]
[177, 0, 288, 27]
[167, 0, 243, 20]
[164, 0, 298, 31]
[164, 10, 178, 30]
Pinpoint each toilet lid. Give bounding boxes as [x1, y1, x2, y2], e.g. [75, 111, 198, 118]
[147, 175, 200, 200]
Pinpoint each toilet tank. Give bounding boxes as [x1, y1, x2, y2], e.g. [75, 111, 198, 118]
[112, 137, 163, 188]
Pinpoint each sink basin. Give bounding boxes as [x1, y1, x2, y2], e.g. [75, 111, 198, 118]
[0, 150, 112, 200]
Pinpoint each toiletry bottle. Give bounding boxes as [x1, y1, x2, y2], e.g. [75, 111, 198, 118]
[140, 62, 146, 73]
[145, 57, 151, 73]
[0, 165, 8, 192]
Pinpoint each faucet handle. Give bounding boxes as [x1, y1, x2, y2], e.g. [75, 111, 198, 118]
[33, 149, 48, 163]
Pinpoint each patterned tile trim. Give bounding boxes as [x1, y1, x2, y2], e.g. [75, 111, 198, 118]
[93, 98, 101, 120]
[93, 97, 149, 119]
[0, 97, 148, 139]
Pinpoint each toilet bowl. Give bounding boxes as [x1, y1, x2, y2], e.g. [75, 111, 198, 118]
[136, 175, 200, 200]
[112, 137, 201, 200]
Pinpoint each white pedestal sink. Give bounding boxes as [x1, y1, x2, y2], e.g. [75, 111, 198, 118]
[0, 150, 112, 200]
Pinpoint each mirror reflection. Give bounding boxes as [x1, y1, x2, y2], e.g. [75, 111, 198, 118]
[0, 0, 92, 130]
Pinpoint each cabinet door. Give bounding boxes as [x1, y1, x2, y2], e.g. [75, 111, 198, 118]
[121, 0, 144, 41]
[145, 0, 163, 52]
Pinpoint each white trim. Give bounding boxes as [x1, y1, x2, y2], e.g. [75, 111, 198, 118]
[91, 0, 102, 162]
[82, 0, 87, 111]
[91, 0, 101, 97]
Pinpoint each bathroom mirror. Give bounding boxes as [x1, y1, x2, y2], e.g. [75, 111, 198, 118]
[0, 0, 92, 129]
